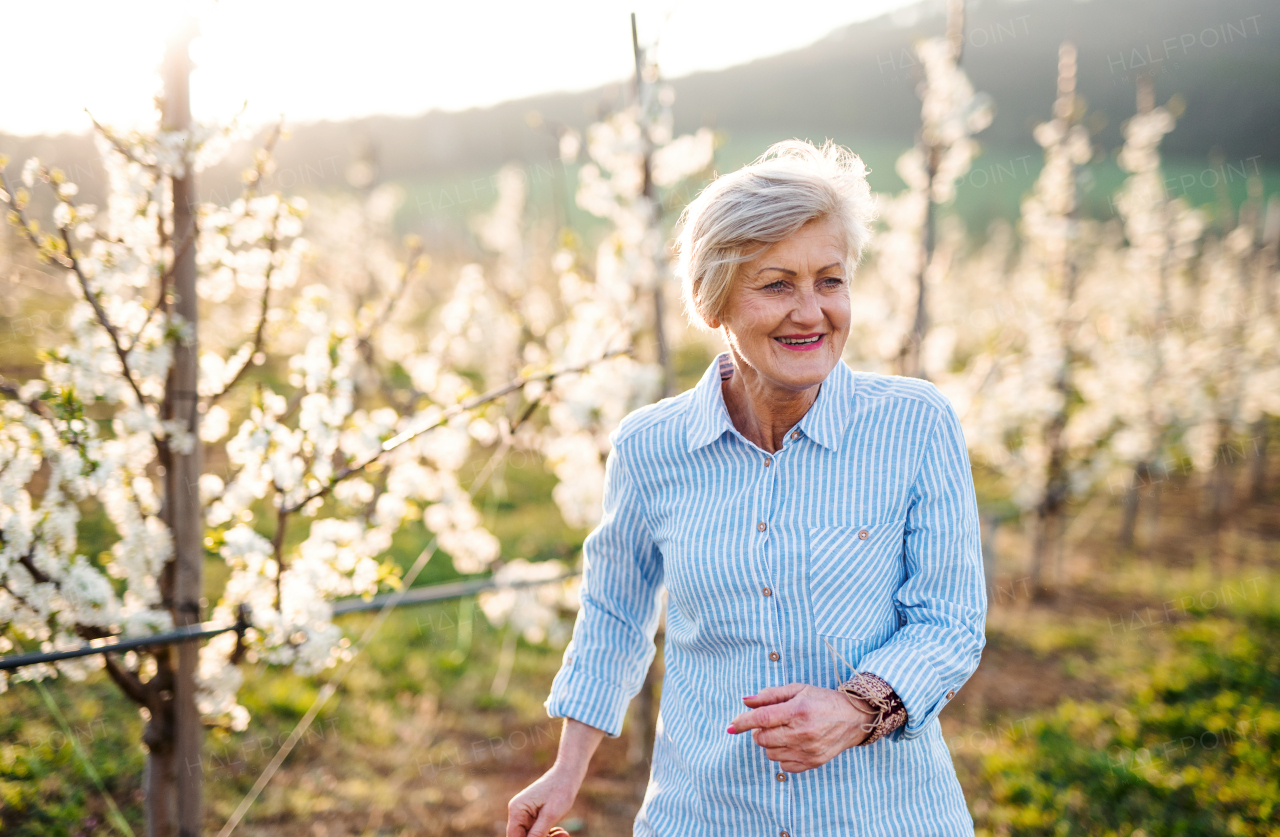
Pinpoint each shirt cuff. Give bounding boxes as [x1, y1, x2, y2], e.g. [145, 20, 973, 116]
[544, 663, 632, 738]
[857, 645, 952, 739]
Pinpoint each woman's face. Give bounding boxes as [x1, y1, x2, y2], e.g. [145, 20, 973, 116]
[714, 216, 851, 394]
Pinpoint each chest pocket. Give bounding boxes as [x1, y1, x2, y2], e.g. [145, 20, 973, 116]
[807, 521, 906, 641]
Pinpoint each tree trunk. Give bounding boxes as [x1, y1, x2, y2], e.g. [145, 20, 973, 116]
[632, 13, 673, 399]
[979, 513, 999, 602]
[1250, 419, 1269, 501]
[627, 15, 668, 769]
[155, 18, 204, 837]
[1144, 478, 1162, 551]
[1209, 427, 1234, 530]
[1031, 412, 1069, 592]
[1029, 505, 1060, 594]
[903, 174, 934, 380]
[899, 0, 964, 380]
[1118, 462, 1145, 549]
[897, 139, 937, 381]
[1029, 43, 1082, 595]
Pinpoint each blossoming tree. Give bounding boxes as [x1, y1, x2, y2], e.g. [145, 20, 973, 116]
[1095, 80, 1203, 547]
[0, 29, 628, 834]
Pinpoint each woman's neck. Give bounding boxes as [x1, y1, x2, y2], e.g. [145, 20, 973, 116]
[720, 357, 820, 453]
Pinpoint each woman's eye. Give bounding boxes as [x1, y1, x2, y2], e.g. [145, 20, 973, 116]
[821, 276, 845, 287]
[763, 281, 787, 292]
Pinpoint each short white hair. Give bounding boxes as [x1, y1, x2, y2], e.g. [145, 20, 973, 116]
[673, 139, 875, 330]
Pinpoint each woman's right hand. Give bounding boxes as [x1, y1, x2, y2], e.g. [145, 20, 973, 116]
[507, 718, 606, 837]
[505, 763, 583, 837]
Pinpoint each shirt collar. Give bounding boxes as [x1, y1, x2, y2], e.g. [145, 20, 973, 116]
[684, 352, 856, 452]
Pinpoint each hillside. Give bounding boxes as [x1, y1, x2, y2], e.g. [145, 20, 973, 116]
[2, 0, 1275, 208]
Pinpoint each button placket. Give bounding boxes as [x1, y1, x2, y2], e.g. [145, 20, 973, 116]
[760, 444, 791, 836]
[758, 449, 782, 634]
[752, 440, 785, 715]
[773, 765, 791, 832]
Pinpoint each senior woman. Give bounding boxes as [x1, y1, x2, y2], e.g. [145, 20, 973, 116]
[507, 140, 987, 837]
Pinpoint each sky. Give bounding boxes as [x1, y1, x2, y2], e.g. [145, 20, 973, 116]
[2, 0, 919, 137]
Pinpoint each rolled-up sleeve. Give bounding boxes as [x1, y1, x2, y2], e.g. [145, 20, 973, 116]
[544, 439, 665, 738]
[858, 400, 988, 739]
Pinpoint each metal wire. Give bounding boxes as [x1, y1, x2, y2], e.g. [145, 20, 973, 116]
[0, 607, 251, 672]
[0, 573, 579, 673]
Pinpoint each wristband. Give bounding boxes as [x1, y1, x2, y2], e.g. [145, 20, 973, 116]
[836, 671, 907, 745]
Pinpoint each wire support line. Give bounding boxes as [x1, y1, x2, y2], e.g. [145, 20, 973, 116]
[0, 571, 580, 673]
[330, 571, 580, 616]
[0, 607, 251, 672]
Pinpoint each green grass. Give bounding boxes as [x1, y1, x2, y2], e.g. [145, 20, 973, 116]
[0, 676, 145, 837]
[972, 577, 1280, 836]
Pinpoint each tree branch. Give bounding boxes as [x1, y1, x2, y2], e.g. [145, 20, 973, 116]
[59, 226, 157, 411]
[240, 118, 286, 205]
[3, 559, 162, 711]
[271, 486, 288, 611]
[354, 246, 430, 412]
[89, 116, 160, 174]
[128, 225, 198, 350]
[0, 579, 40, 617]
[358, 246, 427, 345]
[281, 346, 630, 515]
[102, 652, 152, 706]
[510, 391, 544, 434]
[17, 551, 51, 585]
[204, 204, 285, 405]
[0, 375, 51, 419]
[0, 167, 160, 416]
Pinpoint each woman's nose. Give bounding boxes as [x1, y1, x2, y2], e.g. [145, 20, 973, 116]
[791, 286, 823, 325]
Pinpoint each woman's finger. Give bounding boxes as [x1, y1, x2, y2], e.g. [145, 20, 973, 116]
[770, 753, 795, 767]
[729, 699, 795, 733]
[753, 724, 795, 748]
[526, 809, 560, 837]
[743, 682, 806, 707]
[507, 802, 537, 837]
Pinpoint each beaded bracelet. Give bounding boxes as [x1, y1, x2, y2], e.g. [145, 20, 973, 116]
[821, 637, 907, 745]
[836, 671, 907, 746]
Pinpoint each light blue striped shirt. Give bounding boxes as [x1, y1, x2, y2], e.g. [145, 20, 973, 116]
[545, 353, 987, 835]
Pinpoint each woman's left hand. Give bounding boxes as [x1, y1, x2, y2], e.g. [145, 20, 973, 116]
[728, 683, 874, 773]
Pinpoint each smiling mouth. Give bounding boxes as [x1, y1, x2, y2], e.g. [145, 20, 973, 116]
[774, 334, 825, 350]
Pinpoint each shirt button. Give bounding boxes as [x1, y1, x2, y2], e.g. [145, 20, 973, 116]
[790, 431, 800, 441]
[763, 456, 772, 467]
[776, 772, 787, 782]
[946, 690, 956, 699]
[857, 530, 869, 540]
[762, 586, 772, 597]
[769, 651, 780, 661]
[781, 831, 791, 837]
[757, 521, 767, 532]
